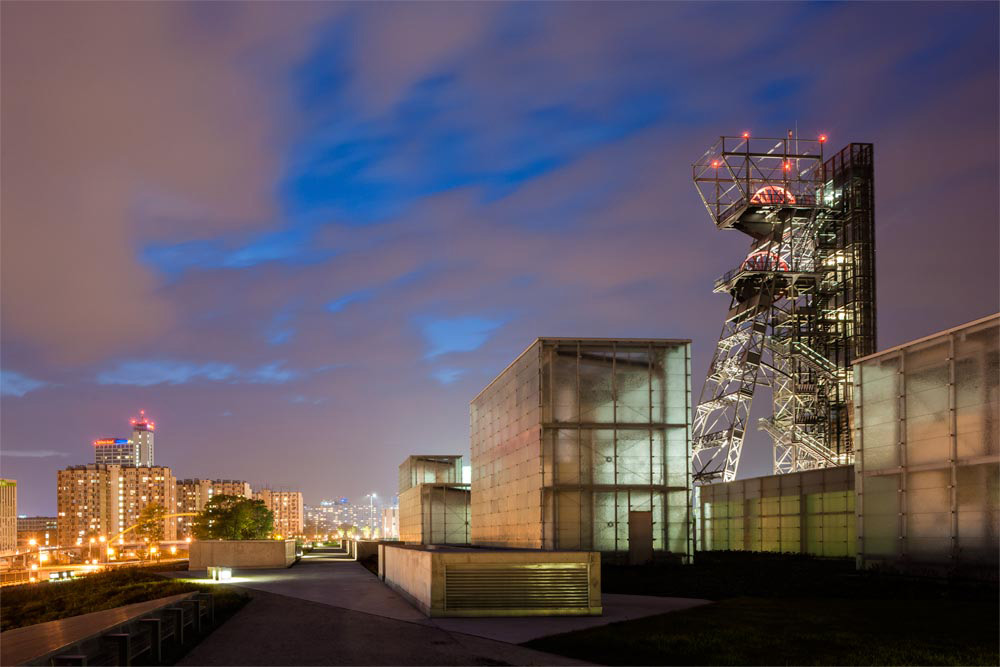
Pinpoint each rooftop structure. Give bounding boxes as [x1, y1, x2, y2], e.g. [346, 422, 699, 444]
[398, 455, 469, 545]
[691, 134, 876, 482]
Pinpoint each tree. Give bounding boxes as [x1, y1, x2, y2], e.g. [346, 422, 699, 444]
[135, 503, 165, 543]
[192, 495, 274, 540]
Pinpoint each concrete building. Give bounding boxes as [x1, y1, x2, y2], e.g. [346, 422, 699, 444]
[398, 455, 470, 545]
[0, 479, 16, 552]
[57, 464, 176, 545]
[176, 479, 212, 537]
[255, 489, 304, 537]
[210, 479, 253, 499]
[470, 338, 693, 563]
[57, 465, 119, 545]
[17, 516, 58, 547]
[118, 466, 177, 541]
[854, 314, 999, 578]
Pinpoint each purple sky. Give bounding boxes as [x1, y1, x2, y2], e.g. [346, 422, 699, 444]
[2, 2, 997, 514]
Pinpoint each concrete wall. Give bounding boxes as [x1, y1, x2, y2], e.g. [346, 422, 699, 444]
[382, 544, 602, 617]
[189, 539, 296, 570]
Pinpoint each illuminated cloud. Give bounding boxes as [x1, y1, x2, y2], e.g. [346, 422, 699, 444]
[1, 370, 47, 397]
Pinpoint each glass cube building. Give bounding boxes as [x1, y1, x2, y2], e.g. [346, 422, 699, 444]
[470, 338, 692, 562]
[398, 455, 470, 545]
[854, 314, 999, 577]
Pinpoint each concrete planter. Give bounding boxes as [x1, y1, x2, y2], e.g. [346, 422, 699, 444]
[189, 539, 296, 570]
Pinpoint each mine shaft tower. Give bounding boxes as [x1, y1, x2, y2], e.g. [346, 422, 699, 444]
[691, 133, 875, 482]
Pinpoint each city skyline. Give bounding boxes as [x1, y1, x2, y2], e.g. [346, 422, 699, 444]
[3, 2, 999, 515]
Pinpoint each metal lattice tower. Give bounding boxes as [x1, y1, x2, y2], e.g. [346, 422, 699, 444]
[691, 133, 876, 483]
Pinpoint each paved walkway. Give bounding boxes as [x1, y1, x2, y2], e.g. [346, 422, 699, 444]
[176, 548, 710, 665]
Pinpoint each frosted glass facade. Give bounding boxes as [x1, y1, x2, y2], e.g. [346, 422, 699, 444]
[399, 455, 463, 493]
[398, 455, 469, 545]
[698, 465, 855, 557]
[398, 483, 470, 545]
[471, 338, 692, 562]
[854, 314, 999, 577]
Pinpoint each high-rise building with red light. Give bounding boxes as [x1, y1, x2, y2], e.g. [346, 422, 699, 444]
[130, 410, 155, 467]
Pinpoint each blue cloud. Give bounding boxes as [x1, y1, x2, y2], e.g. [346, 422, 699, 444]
[265, 304, 299, 346]
[142, 226, 335, 278]
[420, 316, 506, 358]
[431, 368, 464, 385]
[1, 370, 47, 397]
[327, 288, 375, 313]
[97, 360, 237, 386]
[247, 362, 299, 384]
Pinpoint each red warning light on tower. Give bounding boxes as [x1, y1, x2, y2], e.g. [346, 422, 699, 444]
[818, 134, 828, 143]
[742, 131, 750, 139]
[131, 410, 155, 431]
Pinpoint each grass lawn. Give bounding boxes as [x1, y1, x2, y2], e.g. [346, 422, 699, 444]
[526, 552, 999, 666]
[1, 566, 248, 633]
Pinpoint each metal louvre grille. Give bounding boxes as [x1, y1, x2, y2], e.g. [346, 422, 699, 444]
[444, 564, 590, 610]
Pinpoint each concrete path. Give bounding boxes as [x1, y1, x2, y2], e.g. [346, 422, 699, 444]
[179, 589, 589, 666]
[176, 548, 710, 665]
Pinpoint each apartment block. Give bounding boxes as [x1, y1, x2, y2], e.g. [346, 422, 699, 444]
[176, 479, 212, 537]
[210, 479, 253, 499]
[0, 479, 16, 553]
[57, 465, 176, 545]
[255, 489, 303, 536]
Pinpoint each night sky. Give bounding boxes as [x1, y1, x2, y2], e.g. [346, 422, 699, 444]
[2, 2, 997, 515]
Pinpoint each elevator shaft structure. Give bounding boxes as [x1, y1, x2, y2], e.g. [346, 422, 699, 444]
[691, 135, 875, 482]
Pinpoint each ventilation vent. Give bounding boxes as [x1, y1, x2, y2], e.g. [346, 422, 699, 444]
[445, 563, 590, 611]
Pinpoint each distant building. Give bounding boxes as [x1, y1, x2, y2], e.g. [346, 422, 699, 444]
[57, 465, 118, 546]
[255, 489, 303, 537]
[470, 338, 692, 564]
[93, 410, 155, 467]
[17, 516, 58, 547]
[209, 480, 253, 499]
[118, 466, 176, 541]
[176, 479, 212, 537]
[381, 506, 399, 539]
[0, 479, 16, 552]
[93, 438, 141, 466]
[129, 410, 155, 467]
[305, 498, 369, 534]
[57, 464, 176, 545]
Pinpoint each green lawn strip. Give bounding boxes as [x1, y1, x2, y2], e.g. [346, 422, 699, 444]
[526, 597, 999, 666]
[1, 567, 247, 633]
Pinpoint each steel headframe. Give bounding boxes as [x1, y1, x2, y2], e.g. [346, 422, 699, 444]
[691, 134, 876, 483]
